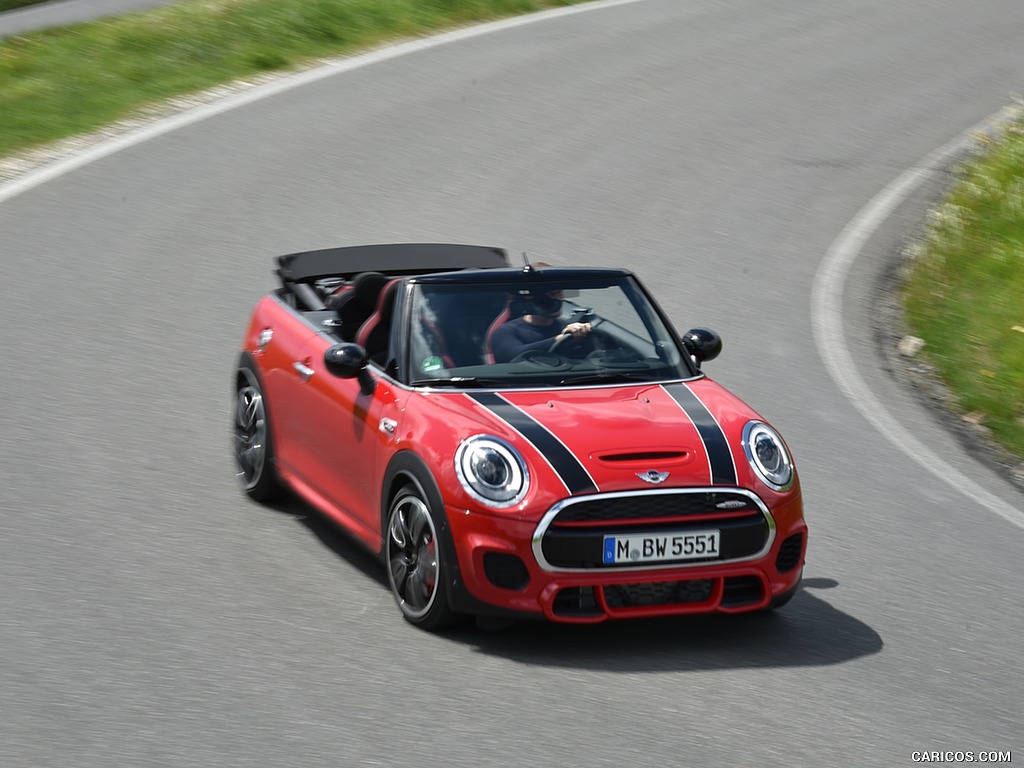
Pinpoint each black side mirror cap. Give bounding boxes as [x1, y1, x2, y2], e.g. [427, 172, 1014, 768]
[682, 327, 722, 367]
[324, 343, 375, 395]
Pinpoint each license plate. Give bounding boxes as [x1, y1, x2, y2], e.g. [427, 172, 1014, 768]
[602, 530, 720, 564]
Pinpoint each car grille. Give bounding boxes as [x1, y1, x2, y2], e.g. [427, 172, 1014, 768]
[549, 576, 766, 617]
[552, 490, 759, 523]
[537, 490, 772, 570]
[604, 579, 714, 608]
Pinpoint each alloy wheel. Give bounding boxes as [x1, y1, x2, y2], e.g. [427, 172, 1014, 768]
[387, 492, 440, 620]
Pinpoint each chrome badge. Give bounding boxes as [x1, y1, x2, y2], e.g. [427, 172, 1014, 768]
[715, 500, 747, 510]
[637, 470, 669, 484]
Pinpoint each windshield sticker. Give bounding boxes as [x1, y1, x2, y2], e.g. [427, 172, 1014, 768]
[421, 356, 444, 373]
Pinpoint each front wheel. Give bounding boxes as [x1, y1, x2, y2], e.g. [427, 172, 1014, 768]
[386, 485, 459, 630]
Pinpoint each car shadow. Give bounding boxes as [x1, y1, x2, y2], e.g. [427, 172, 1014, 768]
[264, 495, 389, 588]
[269, 496, 880, 672]
[445, 577, 881, 672]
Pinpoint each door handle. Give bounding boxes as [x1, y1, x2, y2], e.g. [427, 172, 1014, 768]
[292, 361, 315, 382]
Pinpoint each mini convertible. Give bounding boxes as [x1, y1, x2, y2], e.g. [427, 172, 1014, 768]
[233, 244, 807, 629]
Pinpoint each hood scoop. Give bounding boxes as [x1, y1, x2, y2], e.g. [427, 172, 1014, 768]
[593, 450, 690, 466]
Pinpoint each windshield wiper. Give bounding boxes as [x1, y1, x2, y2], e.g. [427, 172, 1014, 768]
[409, 377, 504, 388]
[558, 372, 655, 386]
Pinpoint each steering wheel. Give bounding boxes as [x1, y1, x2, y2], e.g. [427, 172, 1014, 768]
[548, 331, 573, 354]
[549, 316, 603, 353]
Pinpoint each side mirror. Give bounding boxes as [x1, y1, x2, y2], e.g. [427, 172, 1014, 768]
[682, 327, 722, 367]
[324, 343, 375, 395]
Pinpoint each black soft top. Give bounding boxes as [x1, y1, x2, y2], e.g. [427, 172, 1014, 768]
[276, 243, 510, 283]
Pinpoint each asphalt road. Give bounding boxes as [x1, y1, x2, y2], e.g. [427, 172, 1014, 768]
[2, 1, 1022, 766]
[0, 0, 176, 37]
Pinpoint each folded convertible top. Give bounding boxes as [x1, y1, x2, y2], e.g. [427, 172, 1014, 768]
[277, 243, 510, 283]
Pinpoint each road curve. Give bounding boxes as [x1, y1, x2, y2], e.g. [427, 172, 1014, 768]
[0, 0, 177, 37]
[1, 1, 1022, 766]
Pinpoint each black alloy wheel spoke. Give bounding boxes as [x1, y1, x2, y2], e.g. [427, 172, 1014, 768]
[405, 565, 428, 609]
[389, 555, 411, 595]
[407, 505, 429, 545]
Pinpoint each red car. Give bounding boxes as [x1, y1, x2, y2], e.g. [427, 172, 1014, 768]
[233, 244, 806, 629]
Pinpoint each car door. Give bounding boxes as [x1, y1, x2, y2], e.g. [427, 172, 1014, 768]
[285, 332, 404, 546]
[253, 303, 319, 476]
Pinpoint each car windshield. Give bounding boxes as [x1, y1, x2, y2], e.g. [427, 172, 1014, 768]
[406, 274, 696, 388]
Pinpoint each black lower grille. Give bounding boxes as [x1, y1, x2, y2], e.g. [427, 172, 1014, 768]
[603, 579, 713, 608]
[552, 586, 600, 617]
[721, 575, 764, 607]
[775, 533, 804, 573]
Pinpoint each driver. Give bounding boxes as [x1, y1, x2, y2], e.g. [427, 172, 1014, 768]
[490, 289, 592, 363]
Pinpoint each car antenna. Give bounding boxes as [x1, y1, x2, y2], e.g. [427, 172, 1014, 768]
[521, 252, 533, 273]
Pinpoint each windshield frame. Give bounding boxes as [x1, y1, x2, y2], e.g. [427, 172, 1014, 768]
[399, 271, 701, 390]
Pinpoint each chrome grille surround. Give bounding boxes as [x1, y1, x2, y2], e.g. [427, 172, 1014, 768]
[532, 487, 776, 574]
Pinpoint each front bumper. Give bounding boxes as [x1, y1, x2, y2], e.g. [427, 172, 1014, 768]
[445, 489, 806, 623]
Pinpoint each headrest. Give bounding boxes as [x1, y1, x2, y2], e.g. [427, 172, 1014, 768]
[352, 272, 389, 308]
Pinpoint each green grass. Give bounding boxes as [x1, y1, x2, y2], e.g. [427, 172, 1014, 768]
[903, 120, 1024, 458]
[0, 0, 46, 12]
[0, 0, 585, 157]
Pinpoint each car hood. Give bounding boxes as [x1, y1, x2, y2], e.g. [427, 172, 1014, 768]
[423, 379, 762, 496]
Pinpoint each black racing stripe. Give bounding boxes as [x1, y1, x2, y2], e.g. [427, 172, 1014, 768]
[468, 392, 598, 495]
[663, 383, 737, 485]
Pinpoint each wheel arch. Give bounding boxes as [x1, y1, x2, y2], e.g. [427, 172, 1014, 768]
[235, 350, 257, 387]
[380, 451, 453, 557]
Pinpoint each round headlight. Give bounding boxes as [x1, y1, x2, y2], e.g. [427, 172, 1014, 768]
[455, 436, 529, 508]
[742, 421, 794, 491]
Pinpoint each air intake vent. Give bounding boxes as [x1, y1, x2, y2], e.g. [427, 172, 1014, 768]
[483, 553, 530, 591]
[721, 575, 764, 607]
[597, 451, 688, 463]
[775, 533, 804, 573]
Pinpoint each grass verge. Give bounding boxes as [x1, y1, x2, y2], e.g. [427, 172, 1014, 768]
[0, 0, 46, 12]
[0, 0, 587, 158]
[902, 117, 1024, 460]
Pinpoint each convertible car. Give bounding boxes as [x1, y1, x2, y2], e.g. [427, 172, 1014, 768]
[233, 244, 806, 629]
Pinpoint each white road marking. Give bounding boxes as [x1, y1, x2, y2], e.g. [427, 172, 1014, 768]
[0, 0, 652, 204]
[810, 107, 1024, 530]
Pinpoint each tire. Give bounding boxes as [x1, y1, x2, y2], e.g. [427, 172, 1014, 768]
[232, 359, 285, 503]
[385, 483, 459, 630]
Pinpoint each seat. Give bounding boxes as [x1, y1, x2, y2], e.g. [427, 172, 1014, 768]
[335, 272, 389, 342]
[418, 312, 456, 370]
[355, 278, 401, 363]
